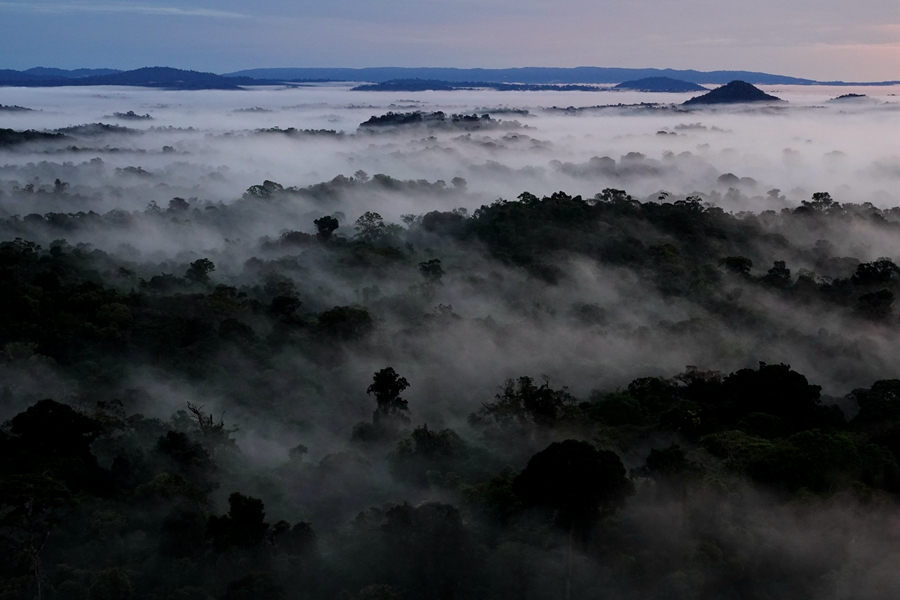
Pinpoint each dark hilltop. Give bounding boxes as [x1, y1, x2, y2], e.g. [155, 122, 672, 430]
[0, 67, 267, 90]
[613, 77, 707, 93]
[683, 80, 784, 105]
[827, 93, 876, 104]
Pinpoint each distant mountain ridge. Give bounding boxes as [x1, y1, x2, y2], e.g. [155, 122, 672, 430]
[0, 67, 262, 90]
[2, 65, 899, 88]
[225, 66, 817, 85]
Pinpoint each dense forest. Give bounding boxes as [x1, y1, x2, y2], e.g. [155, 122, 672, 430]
[4, 179, 900, 599]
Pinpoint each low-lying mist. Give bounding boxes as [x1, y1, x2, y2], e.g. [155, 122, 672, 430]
[3, 83, 900, 216]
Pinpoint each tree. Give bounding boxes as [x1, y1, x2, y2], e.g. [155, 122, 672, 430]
[9, 399, 101, 450]
[513, 440, 632, 600]
[207, 492, 270, 552]
[851, 258, 900, 287]
[856, 289, 894, 320]
[167, 197, 190, 213]
[513, 440, 632, 531]
[355, 212, 386, 242]
[761, 260, 791, 288]
[718, 256, 752, 276]
[722, 362, 823, 432]
[314, 215, 340, 242]
[288, 443, 309, 462]
[594, 188, 632, 203]
[801, 191, 838, 212]
[7, 399, 104, 492]
[645, 444, 689, 479]
[389, 425, 469, 486]
[368, 367, 410, 424]
[244, 180, 283, 199]
[269, 294, 302, 318]
[185, 402, 239, 457]
[0, 474, 77, 600]
[317, 306, 375, 342]
[585, 391, 648, 426]
[269, 520, 316, 559]
[850, 380, 900, 431]
[470, 376, 576, 428]
[418, 258, 444, 284]
[185, 258, 215, 284]
[379, 502, 474, 598]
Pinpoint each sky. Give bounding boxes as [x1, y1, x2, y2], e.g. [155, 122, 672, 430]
[1, 0, 899, 80]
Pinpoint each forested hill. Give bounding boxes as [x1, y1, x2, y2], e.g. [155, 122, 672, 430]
[3, 182, 900, 598]
[0, 67, 265, 90]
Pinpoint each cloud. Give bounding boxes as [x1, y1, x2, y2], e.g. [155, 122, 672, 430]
[0, 1, 249, 19]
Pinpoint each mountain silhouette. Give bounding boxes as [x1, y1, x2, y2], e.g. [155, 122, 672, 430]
[0, 67, 260, 90]
[683, 80, 783, 105]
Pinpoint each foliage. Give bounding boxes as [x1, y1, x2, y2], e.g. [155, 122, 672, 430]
[367, 367, 410, 424]
[3, 185, 900, 598]
[470, 376, 578, 428]
[513, 440, 633, 532]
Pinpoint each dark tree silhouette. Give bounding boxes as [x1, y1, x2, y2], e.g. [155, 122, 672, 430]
[722, 362, 823, 432]
[851, 379, 900, 431]
[314, 216, 340, 242]
[718, 256, 752, 276]
[762, 260, 791, 288]
[354, 212, 386, 241]
[207, 492, 270, 552]
[317, 306, 375, 341]
[418, 258, 444, 283]
[856, 289, 894, 320]
[185, 258, 215, 284]
[269, 295, 302, 318]
[851, 258, 900, 286]
[513, 440, 633, 600]
[368, 367, 410, 424]
[471, 376, 576, 428]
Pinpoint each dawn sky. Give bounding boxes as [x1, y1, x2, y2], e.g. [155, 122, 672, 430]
[1, 0, 899, 80]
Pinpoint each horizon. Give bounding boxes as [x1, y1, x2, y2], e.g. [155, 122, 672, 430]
[5, 64, 900, 86]
[1, 1, 897, 81]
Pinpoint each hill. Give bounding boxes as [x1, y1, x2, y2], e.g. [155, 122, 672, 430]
[613, 77, 707, 92]
[683, 80, 784, 105]
[75, 67, 251, 89]
[827, 93, 878, 104]
[0, 67, 261, 90]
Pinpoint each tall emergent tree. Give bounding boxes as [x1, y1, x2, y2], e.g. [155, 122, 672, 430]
[513, 440, 633, 600]
[368, 367, 411, 424]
